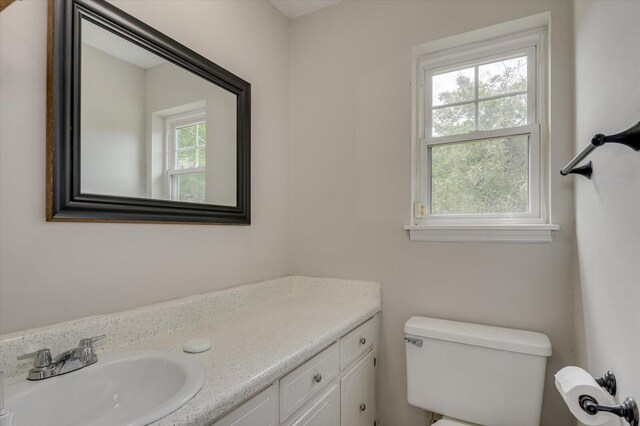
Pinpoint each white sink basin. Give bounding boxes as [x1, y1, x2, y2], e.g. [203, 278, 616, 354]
[5, 351, 204, 426]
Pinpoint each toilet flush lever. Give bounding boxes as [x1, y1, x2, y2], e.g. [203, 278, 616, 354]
[404, 337, 423, 348]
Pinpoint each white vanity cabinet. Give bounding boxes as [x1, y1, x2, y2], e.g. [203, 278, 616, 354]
[211, 315, 378, 426]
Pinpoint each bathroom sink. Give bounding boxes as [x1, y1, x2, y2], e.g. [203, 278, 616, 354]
[4, 351, 204, 426]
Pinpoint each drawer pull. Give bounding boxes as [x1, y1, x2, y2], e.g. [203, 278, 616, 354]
[313, 373, 322, 383]
[359, 337, 366, 345]
[360, 403, 366, 412]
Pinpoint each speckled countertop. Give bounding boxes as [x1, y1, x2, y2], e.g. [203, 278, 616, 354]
[141, 293, 378, 425]
[0, 276, 381, 426]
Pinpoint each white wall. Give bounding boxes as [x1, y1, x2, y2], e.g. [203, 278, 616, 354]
[0, 0, 289, 333]
[288, 1, 577, 425]
[574, 1, 640, 424]
[81, 44, 147, 198]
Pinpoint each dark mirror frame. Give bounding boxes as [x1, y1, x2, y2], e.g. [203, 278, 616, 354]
[47, 0, 251, 224]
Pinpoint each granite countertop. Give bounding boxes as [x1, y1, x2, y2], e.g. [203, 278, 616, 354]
[0, 276, 381, 426]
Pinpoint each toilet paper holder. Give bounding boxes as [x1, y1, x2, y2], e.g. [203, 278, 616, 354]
[580, 371, 639, 426]
[595, 371, 617, 396]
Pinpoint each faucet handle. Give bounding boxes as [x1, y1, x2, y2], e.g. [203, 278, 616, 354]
[17, 349, 52, 368]
[79, 334, 106, 348]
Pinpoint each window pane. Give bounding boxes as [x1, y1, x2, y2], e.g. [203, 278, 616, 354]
[479, 56, 527, 98]
[430, 135, 529, 215]
[174, 172, 205, 203]
[196, 147, 206, 167]
[176, 125, 197, 149]
[177, 147, 196, 169]
[478, 94, 527, 130]
[197, 123, 206, 146]
[432, 67, 475, 106]
[432, 103, 475, 137]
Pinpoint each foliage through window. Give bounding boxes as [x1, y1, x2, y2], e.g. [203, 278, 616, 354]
[413, 30, 546, 225]
[167, 111, 207, 204]
[432, 56, 528, 137]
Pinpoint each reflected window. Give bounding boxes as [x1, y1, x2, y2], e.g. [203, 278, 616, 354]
[166, 111, 206, 203]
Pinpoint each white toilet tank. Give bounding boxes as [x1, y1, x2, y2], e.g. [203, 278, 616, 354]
[405, 316, 552, 426]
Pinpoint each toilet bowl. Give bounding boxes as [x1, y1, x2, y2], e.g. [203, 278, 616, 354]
[433, 417, 476, 425]
[404, 316, 552, 426]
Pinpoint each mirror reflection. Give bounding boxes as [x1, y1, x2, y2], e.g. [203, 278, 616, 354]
[80, 19, 237, 206]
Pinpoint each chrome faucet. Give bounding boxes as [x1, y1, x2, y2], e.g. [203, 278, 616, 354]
[17, 335, 106, 381]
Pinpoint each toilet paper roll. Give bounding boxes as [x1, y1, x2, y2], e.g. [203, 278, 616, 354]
[555, 366, 615, 425]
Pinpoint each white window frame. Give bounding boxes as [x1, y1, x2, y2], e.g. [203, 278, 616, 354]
[165, 109, 206, 202]
[406, 22, 559, 243]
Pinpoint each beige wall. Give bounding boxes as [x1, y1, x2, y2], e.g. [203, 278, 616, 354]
[0, 0, 290, 333]
[81, 44, 147, 198]
[574, 1, 640, 424]
[288, 1, 576, 425]
[0, 1, 589, 424]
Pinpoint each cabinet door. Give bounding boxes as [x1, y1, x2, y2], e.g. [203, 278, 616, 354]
[290, 384, 340, 426]
[341, 350, 374, 426]
[212, 384, 278, 426]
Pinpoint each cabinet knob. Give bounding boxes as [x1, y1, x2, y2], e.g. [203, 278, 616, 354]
[360, 403, 366, 412]
[359, 337, 366, 345]
[313, 373, 322, 383]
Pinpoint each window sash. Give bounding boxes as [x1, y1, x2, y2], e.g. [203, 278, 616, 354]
[171, 121, 206, 171]
[423, 46, 537, 143]
[420, 125, 540, 223]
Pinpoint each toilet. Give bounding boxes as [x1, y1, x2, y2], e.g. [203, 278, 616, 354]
[404, 316, 552, 426]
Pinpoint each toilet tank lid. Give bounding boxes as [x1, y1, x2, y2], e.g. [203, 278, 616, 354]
[404, 316, 552, 357]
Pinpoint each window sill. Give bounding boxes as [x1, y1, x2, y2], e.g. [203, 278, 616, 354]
[404, 224, 560, 243]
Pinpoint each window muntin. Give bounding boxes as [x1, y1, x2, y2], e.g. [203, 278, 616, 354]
[417, 35, 543, 224]
[166, 111, 207, 204]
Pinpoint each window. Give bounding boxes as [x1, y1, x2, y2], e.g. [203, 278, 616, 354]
[166, 110, 206, 203]
[408, 20, 558, 242]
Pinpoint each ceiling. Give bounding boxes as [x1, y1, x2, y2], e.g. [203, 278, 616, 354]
[82, 20, 166, 69]
[270, 0, 342, 19]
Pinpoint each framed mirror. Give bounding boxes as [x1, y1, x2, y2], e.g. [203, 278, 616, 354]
[47, 0, 250, 224]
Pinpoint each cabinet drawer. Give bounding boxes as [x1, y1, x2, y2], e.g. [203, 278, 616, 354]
[339, 318, 375, 370]
[280, 343, 339, 422]
[212, 384, 278, 426]
[286, 383, 340, 426]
